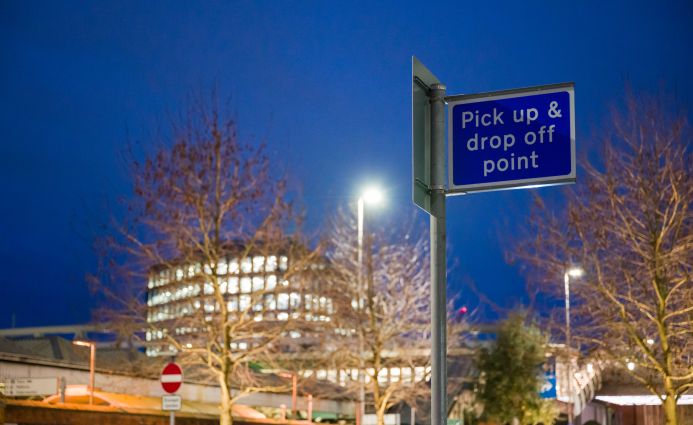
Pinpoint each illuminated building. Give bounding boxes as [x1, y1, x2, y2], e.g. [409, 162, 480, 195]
[145, 249, 333, 357]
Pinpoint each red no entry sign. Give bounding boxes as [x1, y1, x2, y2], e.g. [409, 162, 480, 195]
[161, 362, 183, 394]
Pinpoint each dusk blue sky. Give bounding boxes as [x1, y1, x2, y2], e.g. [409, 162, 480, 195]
[1, 1, 692, 328]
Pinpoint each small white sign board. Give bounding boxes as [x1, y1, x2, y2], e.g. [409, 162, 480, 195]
[1, 378, 57, 396]
[363, 414, 400, 425]
[162, 394, 182, 411]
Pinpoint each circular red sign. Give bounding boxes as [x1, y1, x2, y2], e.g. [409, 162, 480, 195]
[161, 362, 183, 394]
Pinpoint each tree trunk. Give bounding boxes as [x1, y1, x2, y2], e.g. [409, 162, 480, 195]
[662, 379, 678, 425]
[376, 406, 386, 425]
[219, 376, 233, 425]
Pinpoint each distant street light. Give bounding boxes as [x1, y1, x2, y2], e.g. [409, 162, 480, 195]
[564, 266, 583, 425]
[627, 361, 636, 371]
[73, 339, 96, 405]
[356, 185, 384, 425]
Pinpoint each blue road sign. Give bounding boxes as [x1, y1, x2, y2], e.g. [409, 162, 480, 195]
[447, 83, 575, 194]
[539, 371, 557, 399]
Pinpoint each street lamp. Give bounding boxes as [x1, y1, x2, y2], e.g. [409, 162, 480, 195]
[73, 339, 96, 405]
[356, 185, 384, 425]
[564, 266, 583, 425]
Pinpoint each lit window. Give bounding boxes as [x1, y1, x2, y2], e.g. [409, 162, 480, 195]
[289, 293, 301, 309]
[228, 277, 239, 294]
[266, 256, 277, 272]
[239, 342, 248, 350]
[278, 293, 289, 310]
[390, 368, 400, 383]
[204, 263, 212, 275]
[176, 268, 184, 280]
[327, 370, 337, 383]
[253, 256, 264, 273]
[239, 295, 250, 311]
[266, 275, 277, 291]
[401, 367, 412, 382]
[187, 265, 195, 277]
[229, 259, 239, 274]
[378, 369, 388, 384]
[415, 367, 425, 382]
[204, 282, 214, 295]
[253, 302, 263, 312]
[220, 279, 228, 294]
[265, 294, 276, 310]
[252, 276, 264, 292]
[279, 256, 288, 271]
[204, 301, 214, 313]
[228, 298, 238, 312]
[217, 260, 228, 275]
[240, 277, 251, 293]
[241, 258, 252, 274]
[277, 312, 289, 321]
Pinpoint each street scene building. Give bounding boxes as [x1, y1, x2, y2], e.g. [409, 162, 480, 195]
[146, 249, 334, 357]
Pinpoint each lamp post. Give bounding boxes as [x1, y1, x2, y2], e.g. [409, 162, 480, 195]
[564, 267, 583, 425]
[356, 186, 383, 425]
[73, 340, 96, 405]
[278, 371, 298, 417]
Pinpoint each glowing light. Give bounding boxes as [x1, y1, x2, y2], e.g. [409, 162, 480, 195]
[567, 267, 584, 278]
[646, 338, 655, 345]
[361, 187, 384, 205]
[627, 361, 636, 371]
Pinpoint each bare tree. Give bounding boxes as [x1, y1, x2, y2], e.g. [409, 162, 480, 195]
[513, 94, 692, 425]
[90, 95, 317, 425]
[314, 209, 433, 425]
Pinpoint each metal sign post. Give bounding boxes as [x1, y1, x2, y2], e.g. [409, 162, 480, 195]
[161, 360, 183, 425]
[412, 56, 576, 425]
[429, 81, 447, 425]
[413, 56, 447, 425]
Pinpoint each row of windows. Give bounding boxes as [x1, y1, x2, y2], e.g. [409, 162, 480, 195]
[148, 274, 294, 306]
[148, 255, 289, 289]
[302, 366, 431, 386]
[147, 293, 334, 323]
[146, 328, 305, 345]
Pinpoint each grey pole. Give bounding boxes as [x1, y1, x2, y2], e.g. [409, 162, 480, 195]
[357, 197, 365, 425]
[429, 82, 447, 425]
[564, 271, 573, 425]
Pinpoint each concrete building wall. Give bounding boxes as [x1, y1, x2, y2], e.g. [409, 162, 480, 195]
[0, 359, 354, 414]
